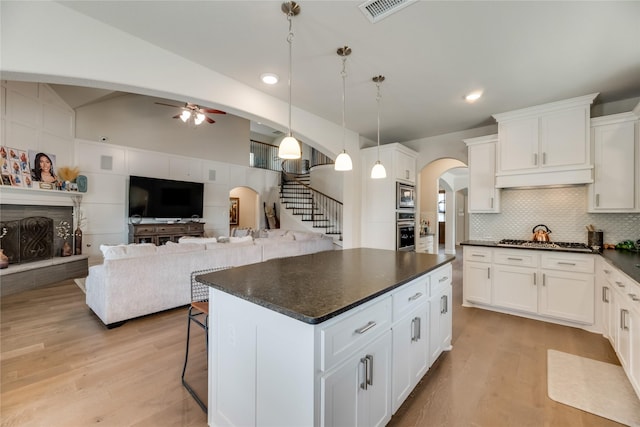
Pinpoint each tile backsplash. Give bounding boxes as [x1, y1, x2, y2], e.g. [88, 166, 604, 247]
[469, 186, 640, 245]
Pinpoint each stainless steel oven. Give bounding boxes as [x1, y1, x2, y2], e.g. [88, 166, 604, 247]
[396, 211, 415, 251]
[396, 182, 416, 210]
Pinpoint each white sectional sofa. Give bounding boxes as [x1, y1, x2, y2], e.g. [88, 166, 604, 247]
[86, 230, 334, 327]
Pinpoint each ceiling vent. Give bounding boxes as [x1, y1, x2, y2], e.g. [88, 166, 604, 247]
[359, 0, 418, 23]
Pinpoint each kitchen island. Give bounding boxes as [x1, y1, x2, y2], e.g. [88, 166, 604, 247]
[198, 248, 454, 427]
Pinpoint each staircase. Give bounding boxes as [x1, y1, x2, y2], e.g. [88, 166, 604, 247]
[280, 171, 343, 240]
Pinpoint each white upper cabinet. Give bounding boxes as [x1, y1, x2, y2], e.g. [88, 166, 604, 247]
[588, 111, 639, 212]
[464, 134, 500, 213]
[493, 93, 598, 188]
[394, 149, 416, 183]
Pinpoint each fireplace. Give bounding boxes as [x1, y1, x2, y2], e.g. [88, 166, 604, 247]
[0, 205, 73, 265]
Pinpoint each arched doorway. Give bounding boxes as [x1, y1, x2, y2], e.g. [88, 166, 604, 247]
[229, 186, 260, 232]
[417, 159, 468, 254]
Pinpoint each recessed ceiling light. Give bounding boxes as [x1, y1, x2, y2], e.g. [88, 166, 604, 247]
[260, 73, 279, 85]
[465, 91, 483, 103]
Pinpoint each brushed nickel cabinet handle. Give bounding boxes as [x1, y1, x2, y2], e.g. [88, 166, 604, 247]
[533, 153, 538, 165]
[487, 267, 491, 280]
[472, 254, 485, 257]
[596, 194, 600, 207]
[366, 354, 374, 386]
[490, 197, 494, 209]
[507, 257, 523, 261]
[408, 292, 423, 302]
[354, 321, 376, 335]
[558, 262, 576, 266]
[542, 273, 546, 286]
[360, 358, 367, 390]
[439, 276, 449, 282]
[602, 286, 609, 303]
[616, 281, 625, 288]
[533, 273, 537, 286]
[542, 152, 547, 165]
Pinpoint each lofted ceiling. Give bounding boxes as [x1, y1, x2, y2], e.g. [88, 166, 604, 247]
[54, 1, 640, 145]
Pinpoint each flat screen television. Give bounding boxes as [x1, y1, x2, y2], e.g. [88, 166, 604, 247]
[128, 175, 204, 220]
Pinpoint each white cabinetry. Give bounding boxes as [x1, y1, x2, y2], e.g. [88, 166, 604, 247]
[462, 246, 492, 304]
[391, 276, 429, 413]
[322, 331, 392, 427]
[493, 93, 598, 188]
[361, 143, 418, 250]
[588, 112, 639, 212]
[209, 262, 454, 427]
[416, 234, 434, 254]
[428, 264, 453, 366]
[464, 134, 500, 213]
[463, 246, 596, 327]
[598, 258, 640, 398]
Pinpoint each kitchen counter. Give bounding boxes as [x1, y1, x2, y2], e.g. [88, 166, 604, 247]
[461, 240, 640, 283]
[197, 247, 455, 324]
[601, 249, 640, 283]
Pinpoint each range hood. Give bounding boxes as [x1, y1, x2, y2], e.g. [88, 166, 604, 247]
[495, 167, 593, 188]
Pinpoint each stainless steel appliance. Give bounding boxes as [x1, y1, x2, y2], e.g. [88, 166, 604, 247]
[396, 182, 416, 209]
[397, 211, 415, 251]
[497, 239, 593, 253]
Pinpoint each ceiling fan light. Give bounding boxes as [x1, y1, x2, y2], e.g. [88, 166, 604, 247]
[194, 112, 206, 125]
[180, 110, 191, 122]
[334, 150, 353, 171]
[278, 135, 301, 159]
[371, 161, 387, 179]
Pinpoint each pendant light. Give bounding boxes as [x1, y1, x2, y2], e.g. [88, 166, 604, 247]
[278, 1, 302, 160]
[334, 46, 353, 171]
[371, 75, 387, 179]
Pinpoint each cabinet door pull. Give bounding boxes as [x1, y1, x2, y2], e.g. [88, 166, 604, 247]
[472, 254, 485, 257]
[416, 317, 421, 341]
[408, 292, 423, 302]
[487, 267, 491, 280]
[441, 295, 448, 314]
[507, 257, 523, 261]
[411, 317, 421, 342]
[360, 357, 368, 390]
[366, 354, 374, 386]
[596, 194, 600, 207]
[439, 276, 449, 282]
[615, 281, 625, 288]
[621, 309, 629, 331]
[533, 273, 537, 286]
[490, 197, 494, 209]
[542, 152, 547, 165]
[533, 153, 538, 165]
[354, 321, 376, 335]
[557, 262, 576, 266]
[629, 293, 640, 302]
[602, 286, 609, 303]
[542, 273, 546, 286]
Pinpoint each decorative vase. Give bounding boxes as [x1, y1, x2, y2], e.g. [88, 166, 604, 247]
[0, 249, 8, 269]
[62, 241, 73, 257]
[74, 227, 83, 255]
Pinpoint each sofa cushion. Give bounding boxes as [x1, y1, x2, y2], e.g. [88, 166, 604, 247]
[228, 235, 254, 245]
[100, 243, 157, 259]
[157, 241, 205, 254]
[291, 231, 322, 241]
[178, 236, 218, 244]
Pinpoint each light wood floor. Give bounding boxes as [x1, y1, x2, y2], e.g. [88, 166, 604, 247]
[1, 248, 624, 427]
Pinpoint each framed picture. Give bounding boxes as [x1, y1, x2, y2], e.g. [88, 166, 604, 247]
[28, 150, 57, 183]
[229, 197, 239, 225]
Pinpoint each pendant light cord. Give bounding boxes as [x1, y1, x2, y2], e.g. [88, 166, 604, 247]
[376, 81, 382, 160]
[341, 57, 347, 150]
[287, 11, 294, 138]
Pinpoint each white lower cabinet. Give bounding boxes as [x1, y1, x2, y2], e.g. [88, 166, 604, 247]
[321, 331, 392, 427]
[463, 246, 595, 326]
[391, 304, 429, 413]
[428, 265, 453, 366]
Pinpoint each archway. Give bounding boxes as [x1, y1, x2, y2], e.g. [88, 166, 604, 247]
[417, 158, 468, 254]
[229, 186, 260, 232]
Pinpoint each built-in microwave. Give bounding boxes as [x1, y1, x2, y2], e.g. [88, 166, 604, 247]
[396, 182, 416, 209]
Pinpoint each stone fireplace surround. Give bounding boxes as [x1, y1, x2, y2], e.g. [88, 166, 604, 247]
[0, 203, 88, 296]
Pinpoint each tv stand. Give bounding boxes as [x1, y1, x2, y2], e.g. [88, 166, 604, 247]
[128, 222, 205, 245]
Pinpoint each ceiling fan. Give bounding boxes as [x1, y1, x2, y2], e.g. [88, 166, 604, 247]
[154, 102, 226, 125]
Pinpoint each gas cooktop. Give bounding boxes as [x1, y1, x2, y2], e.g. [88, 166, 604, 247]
[496, 239, 594, 253]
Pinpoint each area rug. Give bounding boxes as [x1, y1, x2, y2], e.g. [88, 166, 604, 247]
[74, 277, 86, 294]
[547, 349, 640, 426]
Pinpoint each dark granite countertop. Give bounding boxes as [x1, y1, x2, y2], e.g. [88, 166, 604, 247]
[601, 249, 640, 284]
[460, 241, 640, 284]
[197, 248, 455, 325]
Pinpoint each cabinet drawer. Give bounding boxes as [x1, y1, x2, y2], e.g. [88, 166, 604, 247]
[463, 246, 492, 263]
[156, 225, 186, 233]
[320, 297, 391, 371]
[429, 263, 452, 295]
[494, 250, 538, 267]
[135, 225, 156, 234]
[392, 275, 429, 321]
[541, 253, 594, 274]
